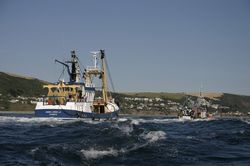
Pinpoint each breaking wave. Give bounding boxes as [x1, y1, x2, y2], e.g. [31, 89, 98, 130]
[142, 131, 167, 143]
[81, 130, 167, 160]
[81, 148, 119, 159]
[241, 118, 250, 125]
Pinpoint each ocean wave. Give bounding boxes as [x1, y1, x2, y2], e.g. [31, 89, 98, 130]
[80, 130, 167, 160]
[81, 148, 119, 159]
[1, 117, 248, 165]
[129, 118, 181, 125]
[118, 125, 134, 135]
[141, 131, 167, 143]
[0, 116, 181, 126]
[153, 117, 213, 124]
[0, 116, 79, 124]
[117, 118, 128, 122]
[241, 119, 250, 125]
[79, 119, 104, 125]
[81, 143, 153, 160]
[130, 118, 145, 125]
[111, 123, 134, 135]
[0, 116, 106, 126]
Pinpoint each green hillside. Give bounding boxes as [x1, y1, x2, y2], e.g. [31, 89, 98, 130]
[0, 72, 47, 97]
[0, 72, 48, 111]
[218, 93, 250, 113]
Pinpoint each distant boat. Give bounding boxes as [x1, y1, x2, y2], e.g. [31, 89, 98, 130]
[35, 50, 119, 119]
[179, 96, 210, 120]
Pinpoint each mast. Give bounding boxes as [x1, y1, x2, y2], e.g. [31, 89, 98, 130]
[199, 81, 203, 98]
[100, 50, 109, 104]
[66, 50, 81, 83]
[85, 50, 110, 104]
[55, 50, 81, 83]
[70, 50, 77, 82]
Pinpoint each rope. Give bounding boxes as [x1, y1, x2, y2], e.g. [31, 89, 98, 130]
[57, 66, 66, 82]
[104, 57, 116, 93]
[77, 57, 87, 82]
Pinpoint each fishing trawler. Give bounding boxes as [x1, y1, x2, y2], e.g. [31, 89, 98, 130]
[35, 50, 119, 119]
[179, 95, 208, 120]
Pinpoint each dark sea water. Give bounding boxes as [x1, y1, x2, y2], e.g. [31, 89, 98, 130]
[0, 116, 250, 166]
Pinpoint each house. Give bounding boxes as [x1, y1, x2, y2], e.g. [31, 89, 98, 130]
[9, 99, 19, 103]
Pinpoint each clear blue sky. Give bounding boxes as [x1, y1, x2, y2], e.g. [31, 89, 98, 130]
[0, 0, 250, 95]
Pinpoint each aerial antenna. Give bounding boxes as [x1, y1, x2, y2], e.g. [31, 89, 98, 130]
[90, 51, 100, 69]
[200, 81, 203, 97]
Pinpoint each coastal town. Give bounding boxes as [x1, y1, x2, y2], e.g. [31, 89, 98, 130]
[120, 95, 245, 116]
[1, 92, 249, 116]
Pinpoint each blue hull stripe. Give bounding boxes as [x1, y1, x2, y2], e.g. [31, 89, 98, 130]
[35, 109, 119, 119]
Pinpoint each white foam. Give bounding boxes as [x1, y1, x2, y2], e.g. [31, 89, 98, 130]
[119, 125, 134, 135]
[111, 123, 134, 135]
[129, 118, 180, 125]
[130, 119, 139, 125]
[151, 118, 180, 123]
[117, 118, 128, 122]
[241, 119, 250, 125]
[192, 118, 212, 122]
[0, 116, 81, 126]
[186, 136, 194, 139]
[0, 116, 109, 125]
[81, 131, 167, 160]
[81, 148, 119, 159]
[30, 147, 40, 155]
[142, 131, 166, 143]
[80, 119, 103, 124]
[81, 145, 144, 160]
[240, 130, 245, 134]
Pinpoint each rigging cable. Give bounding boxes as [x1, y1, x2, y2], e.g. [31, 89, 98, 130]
[104, 57, 115, 93]
[76, 56, 86, 79]
[57, 66, 66, 82]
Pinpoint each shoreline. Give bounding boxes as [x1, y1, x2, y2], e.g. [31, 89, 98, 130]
[0, 111, 250, 119]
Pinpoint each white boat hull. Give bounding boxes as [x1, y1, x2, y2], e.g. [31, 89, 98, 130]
[35, 102, 119, 119]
